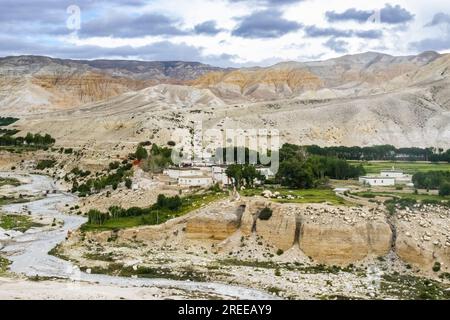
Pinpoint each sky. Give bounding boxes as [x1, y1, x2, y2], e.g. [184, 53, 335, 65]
[1, 0, 450, 67]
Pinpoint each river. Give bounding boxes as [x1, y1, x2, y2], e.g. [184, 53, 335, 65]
[0, 172, 274, 300]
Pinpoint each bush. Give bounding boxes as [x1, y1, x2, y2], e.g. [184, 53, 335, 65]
[439, 183, 450, 196]
[125, 178, 132, 189]
[156, 194, 182, 211]
[259, 207, 273, 220]
[109, 161, 120, 170]
[135, 145, 148, 161]
[433, 262, 441, 272]
[276, 249, 284, 256]
[64, 148, 73, 154]
[36, 159, 56, 170]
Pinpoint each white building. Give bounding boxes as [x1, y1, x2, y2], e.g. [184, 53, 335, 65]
[163, 167, 201, 179]
[178, 176, 213, 187]
[359, 176, 396, 186]
[211, 166, 231, 186]
[380, 170, 405, 178]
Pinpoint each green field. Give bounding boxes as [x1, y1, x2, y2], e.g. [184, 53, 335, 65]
[350, 161, 450, 174]
[0, 214, 43, 232]
[0, 177, 21, 187]
[82, 191, 228, 232]
[241, 188, 350, 205]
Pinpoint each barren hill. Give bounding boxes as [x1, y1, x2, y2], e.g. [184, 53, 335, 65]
[2, 52, 450, 148]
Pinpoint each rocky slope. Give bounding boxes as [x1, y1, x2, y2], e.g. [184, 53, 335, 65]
[2, 51, 450, 148]
[0, 56, 226, 115]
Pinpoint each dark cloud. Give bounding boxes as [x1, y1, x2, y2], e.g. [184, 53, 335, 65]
[326, 4, 414, 24]
[80, 13, 188, 38]
[194, 21, 224, 35]
[0, 35, 240, 67]
[232, 10, 302, 38]
[304, 26, 383, 39]
[410, 36, 450, 52]
[354, 30, 383, 39]
[324, 38, 348, 53]
[304, 26, 352, 38]
[425, 12, 450, 27]
[0, 0, 145, 22]
[411, 12, 450, 51]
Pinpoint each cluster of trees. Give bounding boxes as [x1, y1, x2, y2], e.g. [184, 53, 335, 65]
[87, 194, 184, 226]
[276, 144, 365, 189]
[36, 159, 56, 170]
[215, 147, 264, 165]
[0, 117, 19, 127]
[0, 132, 55, 147]
[304, 144, 450, 162]
[0, 129, 19, 136]
[225, 164, 265, 187]
[412, 171, 450, 196]
[139, 144, 173, 173]
[72, 161, 133, 196]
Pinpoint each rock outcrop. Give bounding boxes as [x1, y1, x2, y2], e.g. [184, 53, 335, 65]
[299, 221, 392, 265]
[394, 205, 450, 273]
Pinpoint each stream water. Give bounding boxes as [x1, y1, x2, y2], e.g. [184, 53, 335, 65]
[0, 172, 274, 299]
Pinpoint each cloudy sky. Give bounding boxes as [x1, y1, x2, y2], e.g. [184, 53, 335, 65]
[1, 0, 450, 66]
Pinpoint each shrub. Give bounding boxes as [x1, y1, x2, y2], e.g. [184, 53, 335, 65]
[109, 161, 120, 170]
[135, 145, 148, 161]
[276, 249, 284, 256]
[64, 148, 73, 154]
[433, 262, 441, 272]
[439, 183, 450, 197]
[36, 159, 56, 170]
[167, 141, 176, 147]
[156, 194, 182, 211]
[125, 178, 132, 189]
[259, 207, 273, 220]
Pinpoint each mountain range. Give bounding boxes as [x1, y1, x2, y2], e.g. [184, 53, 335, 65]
[1, 51, 449, 148]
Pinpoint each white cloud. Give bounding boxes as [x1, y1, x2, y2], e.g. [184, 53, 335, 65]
[0, 0, 449, 66]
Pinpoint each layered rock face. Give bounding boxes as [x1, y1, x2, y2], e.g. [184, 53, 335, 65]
[182, 200, 450, 271]
[241, 201, 297, 251]
[190, 200, 394, 264]
[0, 56, 223, 115]
[192, 68, 323, 101]
[299, 221, 392, 265]
[185, 204, 244, 240]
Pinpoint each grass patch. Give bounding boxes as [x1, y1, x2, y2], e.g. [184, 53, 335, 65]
[219, 259, 358, 275]
[81, 191, 228, 232]
[0, 177, 21, 187]
[0, 214, 44, 232]
[381, 274, 450, 300]
[241, 188, 351, 205]
[0, 255, 10, 274]
[350, 161, 450, 175]
[79, 263, 209, 282]
[83, 252, 116, 262]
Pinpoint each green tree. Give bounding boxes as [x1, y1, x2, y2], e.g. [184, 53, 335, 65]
[135, 145, 148, 161]
[439, 183, 450, 196]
